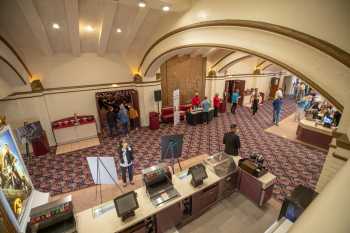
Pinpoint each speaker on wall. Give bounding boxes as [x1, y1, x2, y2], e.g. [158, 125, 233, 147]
[154, 90, 161, 102]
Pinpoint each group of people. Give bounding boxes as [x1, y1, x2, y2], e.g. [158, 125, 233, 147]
[106, 104, 130, 136]
[191, 92, 222, 123]
[98, 95, 139, 137]
[295, 95, 341, 126]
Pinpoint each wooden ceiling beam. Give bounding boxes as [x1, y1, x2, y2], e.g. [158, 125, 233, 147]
[98, 1, 118, 56]
[123, 8, 150, 54]
[64, 0, 80, 56]
[16, 0, 53, 56]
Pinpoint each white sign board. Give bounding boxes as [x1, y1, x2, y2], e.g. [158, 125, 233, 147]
[87, 157, 118, 184]
[173, 89, 180, 126]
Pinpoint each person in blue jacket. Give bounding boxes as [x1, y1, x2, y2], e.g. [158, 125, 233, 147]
[272, 97, 283, 126]
[117, 108, 129, 135]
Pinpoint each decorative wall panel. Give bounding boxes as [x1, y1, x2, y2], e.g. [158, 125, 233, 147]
[161, 55, 206, 106]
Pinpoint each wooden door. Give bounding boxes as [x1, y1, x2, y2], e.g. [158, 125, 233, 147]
[269, 77, 280, 99]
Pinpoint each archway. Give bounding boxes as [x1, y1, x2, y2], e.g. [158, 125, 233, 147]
[139, 25, 350, 116]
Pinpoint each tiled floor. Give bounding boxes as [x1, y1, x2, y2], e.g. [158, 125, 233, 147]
[178, 192, 280, 233]
[55, 137, 100, 155]
[265, 113, 328, 152]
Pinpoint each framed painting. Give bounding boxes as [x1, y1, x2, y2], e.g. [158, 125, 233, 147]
[0, 125, 34, 232]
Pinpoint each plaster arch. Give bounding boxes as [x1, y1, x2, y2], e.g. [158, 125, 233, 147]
[140, 26, 350, 113]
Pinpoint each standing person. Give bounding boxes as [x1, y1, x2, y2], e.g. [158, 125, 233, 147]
[295, 96, 307, 122]
[201, 96, 211, 124]
[213, 93, 221, 117]
[272, 97, 283, 126]
[117, 108, 129, 135]
[275, 88, 283, 99]
[251, 89, 260, 116]
[106, 107, 117, 136]
[191, 92, 201, 108]
[118, 138, 134, 187]
[223, 124, 241, 156]
[231, 89, 240, 114]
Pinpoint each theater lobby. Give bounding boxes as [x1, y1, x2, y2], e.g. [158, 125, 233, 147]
[0, 1, 349, 233]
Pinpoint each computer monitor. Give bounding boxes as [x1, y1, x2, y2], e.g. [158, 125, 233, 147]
[160, 134, 184, 160]
[188, 163, 208, 187]
[323, 115, 332, 127]
[113, 191, 139, 218]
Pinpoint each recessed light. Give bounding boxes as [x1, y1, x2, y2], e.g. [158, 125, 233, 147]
[85, 25, 94, 32]
[116, 28, 122, 33]
[162, 5, 170, 12]
[52, 23, 60, 29]
[112, 84, 118, 87]
[138, 1, 146, 8]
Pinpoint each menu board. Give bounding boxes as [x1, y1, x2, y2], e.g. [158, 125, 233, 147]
[0, 125, 33, 230]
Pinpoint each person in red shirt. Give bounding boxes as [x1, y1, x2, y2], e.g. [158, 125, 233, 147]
[213, 93, 221, 117]
[191, 92, 201, 108]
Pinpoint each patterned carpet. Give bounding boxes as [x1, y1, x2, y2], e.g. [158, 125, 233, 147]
[24, 98, 326, 201]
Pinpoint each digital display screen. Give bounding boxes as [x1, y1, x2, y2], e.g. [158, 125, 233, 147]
[323, 116, 332, 124]
[285, 203, 303, 222]
[114, 191, 138, 217]
[189, 164, 208, 181]
[0, 126, 33, 229]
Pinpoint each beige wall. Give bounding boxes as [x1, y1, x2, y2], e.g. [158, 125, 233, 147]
[28, 53, 133, 88]
[0, 82, 161, 149]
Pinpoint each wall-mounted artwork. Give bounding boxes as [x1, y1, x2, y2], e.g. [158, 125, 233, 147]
[0, 125, 33, 231]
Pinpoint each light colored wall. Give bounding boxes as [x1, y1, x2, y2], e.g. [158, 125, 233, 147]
[161, 0, 350, 53]
[0, 82, 161, 149]
[28, 53, 133, 88]
[0, 38, 31, 97]
[0, 77, 12, 98]
[225, 56, 259, 75]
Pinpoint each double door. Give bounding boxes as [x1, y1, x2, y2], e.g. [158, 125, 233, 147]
[225, 80, 246, 106]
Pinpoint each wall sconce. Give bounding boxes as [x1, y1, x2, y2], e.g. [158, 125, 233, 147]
[0, 116, 6, 129]
[29, 75, 44, 91]
[133, 73, 143, 83]
[208, 70, 217, 77]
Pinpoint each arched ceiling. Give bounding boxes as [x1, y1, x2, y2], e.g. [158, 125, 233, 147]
[139, 25, 350, 111]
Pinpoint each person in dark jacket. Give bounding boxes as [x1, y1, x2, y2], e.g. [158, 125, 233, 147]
[223, 124, 241, 156]
[118, 138, 134, 187]
[106, 107, 117, 136]
[272, 97, 283, 126]
[251, 88, 260, 116]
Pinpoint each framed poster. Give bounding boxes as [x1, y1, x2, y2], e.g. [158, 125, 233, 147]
[0, 125, 33, 232]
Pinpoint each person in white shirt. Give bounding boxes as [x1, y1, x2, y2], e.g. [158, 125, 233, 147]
[275, 88, 283, 99]
[118, 138, 134, 187]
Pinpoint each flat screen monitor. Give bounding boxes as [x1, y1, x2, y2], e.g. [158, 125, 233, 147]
[160, 134, 184, 160]
[16, 121, 43, 142]
[323, 115, 332, 127]
[113, 191, 139, 217]
[281, 200, 304, 222]
[188, 164, 208, 182]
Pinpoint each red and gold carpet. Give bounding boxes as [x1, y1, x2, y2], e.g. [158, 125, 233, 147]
[24, 98, 326, 201]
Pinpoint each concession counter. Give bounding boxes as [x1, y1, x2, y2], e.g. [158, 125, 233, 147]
[74, 153, 276, 233]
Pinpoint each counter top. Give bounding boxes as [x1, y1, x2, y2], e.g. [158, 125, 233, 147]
[75, 155, 276, 233]
[298, 119, 335, 136]
[75, 163, 222, 233]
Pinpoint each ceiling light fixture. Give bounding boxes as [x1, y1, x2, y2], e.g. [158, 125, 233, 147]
[138, 1, 146, 8]
[52, 23, 60, 29]
[162, 5, 170, 12]
[85, 25, 94, 32]
[116, 28, 122, 33]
